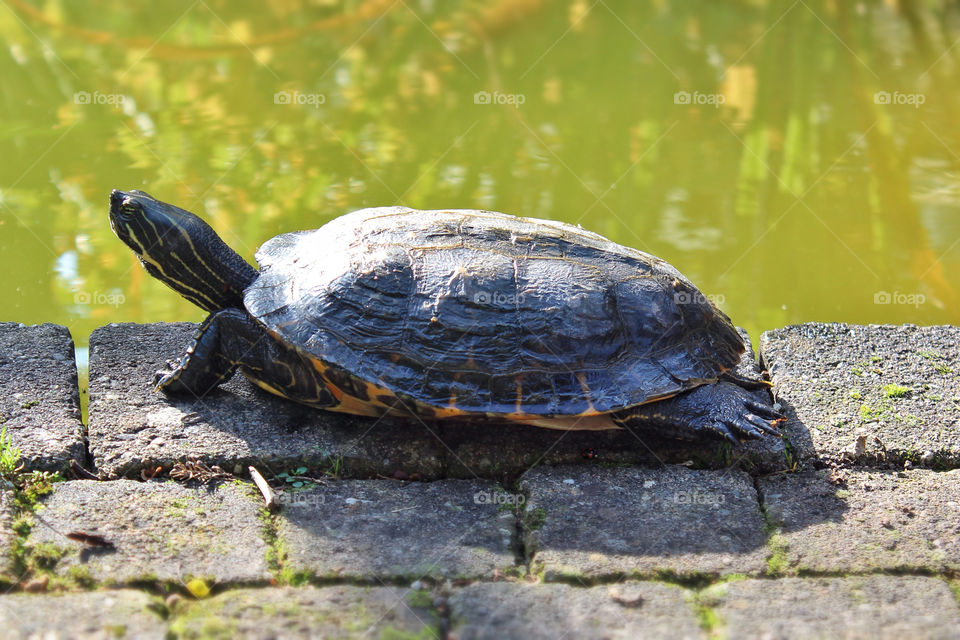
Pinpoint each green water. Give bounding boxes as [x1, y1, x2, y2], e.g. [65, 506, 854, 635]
[1, 0, 959, 366]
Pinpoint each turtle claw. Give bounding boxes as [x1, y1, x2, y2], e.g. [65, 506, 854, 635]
[153, 358, 184, 390]
[744, 411, 783, 437]
[727, 416, 765, 440]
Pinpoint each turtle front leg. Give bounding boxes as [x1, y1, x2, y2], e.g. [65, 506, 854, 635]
[155, 308, 336, 407]
[612, 382, 785, 444]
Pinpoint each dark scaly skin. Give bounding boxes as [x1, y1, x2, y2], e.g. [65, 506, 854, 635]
[612, 379, 783, 443]
[154, 309, 336, 408]
[109, 189, 784, 443]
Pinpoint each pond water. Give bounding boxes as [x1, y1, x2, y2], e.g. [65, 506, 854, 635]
[1, 0, 958, 365]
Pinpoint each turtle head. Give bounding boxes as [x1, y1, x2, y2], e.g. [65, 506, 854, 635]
[109, 189, 259, 312]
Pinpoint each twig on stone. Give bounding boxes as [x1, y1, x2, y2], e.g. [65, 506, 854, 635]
[249, 466, 277, 512]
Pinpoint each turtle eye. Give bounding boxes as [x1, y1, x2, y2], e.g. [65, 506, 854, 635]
[120, 202, 141, 217]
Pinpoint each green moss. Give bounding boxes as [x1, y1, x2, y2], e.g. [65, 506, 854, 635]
[169, 613, 235, 640]
[882, 384, 911, 398]
[524, 507, 546, 531]
[870, 355, 882, 363]
[258, 506, 310, 586]
[894, 413, 919, 426]
[715, 573, 750, 585]
[835, 489, 850, 499]
[4, 467, 65, 584]
[948, 579, 960, 603]
[851, 366, 864, 377]
[380, 626, 442, 640]
[259, 507, 284, 579]
[858, 404, 883, 421]
[715, 442, 733, 467]
[406, 590, 434, 608]
[19, 399, 39, 409]
[63, 565, 97, 590]
[30, 543, 64, 570]
[765, 531, 790, 575]
[848, 389, 861, 400]
[918, 351, 953, 374]
[761, 506, 790, 576]
[499, 565, 525, 579]
[691, 591, 723, 637]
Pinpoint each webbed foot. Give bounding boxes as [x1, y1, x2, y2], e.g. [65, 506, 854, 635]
[613, 381, 785, 443]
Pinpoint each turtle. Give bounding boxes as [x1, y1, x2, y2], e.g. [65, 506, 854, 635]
[108, 189, 784, 443]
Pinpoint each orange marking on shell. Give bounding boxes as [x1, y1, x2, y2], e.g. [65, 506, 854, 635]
[325, 381, 344, 402]
[431, 405, 470, 419]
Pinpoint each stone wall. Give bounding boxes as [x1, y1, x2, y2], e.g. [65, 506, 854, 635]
[0, 321, 957, 638]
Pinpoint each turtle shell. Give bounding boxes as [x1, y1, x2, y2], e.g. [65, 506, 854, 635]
[244, 207, 744, 418]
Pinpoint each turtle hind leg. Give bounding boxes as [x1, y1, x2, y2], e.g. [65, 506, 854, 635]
[612, 382, 785, 443]
[155, 308, 336, 408]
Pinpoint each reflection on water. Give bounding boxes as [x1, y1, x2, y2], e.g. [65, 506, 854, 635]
[0, 0, 958, 351]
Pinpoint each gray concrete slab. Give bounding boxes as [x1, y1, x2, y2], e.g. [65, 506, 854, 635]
[278, 479, 517, 580]
[87, 323, 444, 479]
[0, 322, 84, 471]
[520, 465, 767, 579]
[447, 581, 703, 640]
[759, 323, 960, 467]
[702, 575, 960, 640]
[759, 468, 960, 573]
[0, 589, 167, 640]
[28, 479, 270, 585]
[169, 585, 439, 639]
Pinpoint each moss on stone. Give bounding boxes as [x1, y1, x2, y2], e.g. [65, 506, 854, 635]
[765, 531, 790, 575]
[524, 507, 546, 531]
[882, 384, 911, 398]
